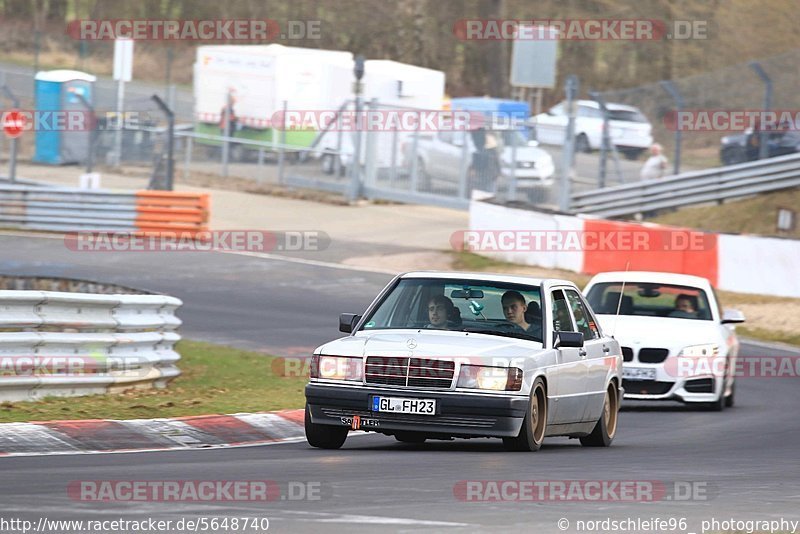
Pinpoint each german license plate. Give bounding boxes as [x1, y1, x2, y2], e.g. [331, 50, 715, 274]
[623, 367, 656, 380]
[372, 396, 436, 415]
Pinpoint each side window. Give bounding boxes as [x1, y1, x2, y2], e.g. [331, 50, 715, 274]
[551, 290, 575, 333]
[565, 290, 599, 341]
[437, 130, 453, 144]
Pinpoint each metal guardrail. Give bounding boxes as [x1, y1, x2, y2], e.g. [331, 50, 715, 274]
[0, 184, 209, 234]
[0, 291, 183, 401]
[571, 152, 800, 218]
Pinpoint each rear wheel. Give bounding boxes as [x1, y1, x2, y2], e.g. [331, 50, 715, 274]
[580, 382, 619, 447]
[575, 133, 591, 153]
[305, 404, 348, 449]
[503, 378, 547, 451]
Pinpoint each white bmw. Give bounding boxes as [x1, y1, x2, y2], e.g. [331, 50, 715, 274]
[305, 272, 623, 451]
[583, 271, 745, 411]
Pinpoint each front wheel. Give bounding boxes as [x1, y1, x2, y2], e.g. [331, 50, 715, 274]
[305, 404, 348, 449]
[503, 378, 547, 451]
[580, 382, 619, 447]
[575, 133, 591, 153]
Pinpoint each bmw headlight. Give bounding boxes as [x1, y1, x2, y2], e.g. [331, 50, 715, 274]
[310, 355, 362, 381]
[679, 344, 719, 358]
[457, 365, 523, 391]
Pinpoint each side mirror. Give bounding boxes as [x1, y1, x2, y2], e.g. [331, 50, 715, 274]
[721, 309, 745, 324]
[554, 331, 584, 348]
[339, 313, 362, 333]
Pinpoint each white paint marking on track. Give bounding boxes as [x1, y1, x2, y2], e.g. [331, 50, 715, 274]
[277, 510, 471, 527]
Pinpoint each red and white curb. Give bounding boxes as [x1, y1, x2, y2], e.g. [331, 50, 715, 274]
[0, 409, 304, 456]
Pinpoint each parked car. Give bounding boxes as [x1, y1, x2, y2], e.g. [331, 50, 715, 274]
[405, 127, 555, 198]
[583, 271, 745, 411]
[305, 271, 623, 451]
[720, 126, 800, 165]
[531, 100, 653, 160]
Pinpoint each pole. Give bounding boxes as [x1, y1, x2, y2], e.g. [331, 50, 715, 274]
[221, 89, 231, 177]
[151, 94, 175, 190]
[113, 77, 125, 167]
[659, 80, 684, 175]
[278, 100, 287, 185]
[749, 62, 773, 161]
[2, 85, 19, 183]
[590, 91, 611, 188]
[348, 55, 365, 202]
[559, 75, 579, 212]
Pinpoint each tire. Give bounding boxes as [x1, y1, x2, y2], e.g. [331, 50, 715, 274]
[721, 146, 747, 165]
[304, 404, 348, 449]
[503, 378, 547, 452]
[394, 432, 427, 444]
[321, 153, 336, 175]
[725, 380, 735, 408]
[575, 133, 591, 153]
[622, 149, 644, 160]
[703, 366, 728, 411]
[581, 382, 620, 447]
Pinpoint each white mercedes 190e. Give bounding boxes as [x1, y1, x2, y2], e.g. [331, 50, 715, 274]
[305, 272, 623, 451]
[583, 271, 745, 411]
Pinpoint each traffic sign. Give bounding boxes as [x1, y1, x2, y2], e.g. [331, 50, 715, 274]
[3, 110, 25, 138]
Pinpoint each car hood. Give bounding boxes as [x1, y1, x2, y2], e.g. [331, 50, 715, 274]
[595, 314, 720, 350]
[317, 330, 544, 365]
[501, 145, 552, 163]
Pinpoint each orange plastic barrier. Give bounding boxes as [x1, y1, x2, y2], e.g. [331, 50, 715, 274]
[134, 191, 210, 238]
[581, 219, 719, 286]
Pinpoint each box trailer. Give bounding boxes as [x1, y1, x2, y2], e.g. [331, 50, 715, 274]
[193, 44, 354, 150]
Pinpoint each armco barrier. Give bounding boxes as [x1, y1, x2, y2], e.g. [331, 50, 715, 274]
[468, 198, 800, 298]
[0, 291, 183, 402]
[0, 184, 209, 235]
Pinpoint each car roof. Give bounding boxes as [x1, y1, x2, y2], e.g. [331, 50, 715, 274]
[400, 271, 575, 288]
[573, 100, 641, 113]
[585, 271, 712, 289]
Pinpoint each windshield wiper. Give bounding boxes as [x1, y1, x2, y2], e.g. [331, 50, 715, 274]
[460, 327, 541, 342]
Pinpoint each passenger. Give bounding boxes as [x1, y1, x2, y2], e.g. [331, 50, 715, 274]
[670, 294, 698, 318]
[502, 291, 542, 338]
[426, 295, 460, 329]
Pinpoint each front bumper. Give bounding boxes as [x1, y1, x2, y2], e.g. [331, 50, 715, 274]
[305, 383, 529, 438]
[622, 375, 721, 403]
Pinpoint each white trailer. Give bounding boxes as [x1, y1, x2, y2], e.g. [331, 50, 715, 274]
[193, 44, 353, 145]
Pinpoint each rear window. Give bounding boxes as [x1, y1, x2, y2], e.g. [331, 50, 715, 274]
[586, 282, 712, 321]
[607, 109, 649, 123]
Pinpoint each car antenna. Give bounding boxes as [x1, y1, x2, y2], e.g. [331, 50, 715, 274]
[610, 261, 631, 339]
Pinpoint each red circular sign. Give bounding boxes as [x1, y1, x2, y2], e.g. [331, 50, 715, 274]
[3, 110, 26, 138]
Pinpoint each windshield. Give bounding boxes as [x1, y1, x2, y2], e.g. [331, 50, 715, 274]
[499, 129, 529, 147]
[586, 282, 712, 321]
[361, 278, 544, 342]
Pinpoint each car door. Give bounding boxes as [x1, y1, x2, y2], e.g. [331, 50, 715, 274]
[429, 130, 461, 182]
[535, 103, 568, 145]
[547, 288, 589, 424]
[565, 289, 609, 422]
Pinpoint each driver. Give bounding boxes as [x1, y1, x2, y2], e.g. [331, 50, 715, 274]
[426, 295, 460, 329]
[502, 291, 530, 330]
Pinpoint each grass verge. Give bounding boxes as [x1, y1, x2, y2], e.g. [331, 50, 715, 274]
[0, 340, 307, 423]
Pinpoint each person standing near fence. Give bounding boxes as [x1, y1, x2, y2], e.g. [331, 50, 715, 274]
[640, 143, 669, 180]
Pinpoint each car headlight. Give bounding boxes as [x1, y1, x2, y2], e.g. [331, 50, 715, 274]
[679, 344, 719, 358]
[310, 355, 362, 381]
[457, 365, 523, 391]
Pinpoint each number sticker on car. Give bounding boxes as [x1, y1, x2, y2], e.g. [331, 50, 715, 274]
[372, 396, 436, 415]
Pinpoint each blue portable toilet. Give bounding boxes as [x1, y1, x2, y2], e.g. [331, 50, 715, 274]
[33, 70, 96, 164]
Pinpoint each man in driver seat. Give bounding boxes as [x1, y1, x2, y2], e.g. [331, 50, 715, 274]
[502, 291, 542, 338]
